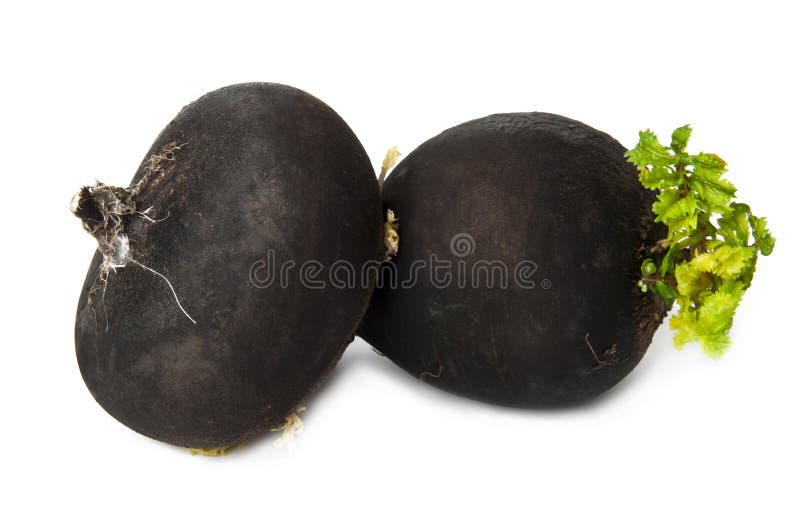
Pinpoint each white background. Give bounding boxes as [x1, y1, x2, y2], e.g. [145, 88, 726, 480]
[2, 1, 798, 519]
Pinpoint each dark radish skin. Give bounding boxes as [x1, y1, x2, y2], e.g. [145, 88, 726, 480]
[74, 83, 383, 448]
[358, 113, 666, 407]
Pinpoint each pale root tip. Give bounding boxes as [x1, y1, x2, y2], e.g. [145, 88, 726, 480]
[188, 444, 242, 457]
[70, 191, 81, 215]
[271, 406, 306, 447]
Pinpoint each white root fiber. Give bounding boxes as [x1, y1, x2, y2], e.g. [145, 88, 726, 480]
[271, 406, 306, 447]
[71, 141, 196, 327]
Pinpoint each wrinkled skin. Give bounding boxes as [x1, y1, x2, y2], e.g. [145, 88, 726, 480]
[359, 113, 665, 407]
[75, 83, 383, 447]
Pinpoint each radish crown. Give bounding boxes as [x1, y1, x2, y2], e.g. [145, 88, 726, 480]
[626, 125, 774, 357]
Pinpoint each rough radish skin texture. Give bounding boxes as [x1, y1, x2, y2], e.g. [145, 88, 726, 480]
[358, 113, 665, 407]
[75, 83, 383, 447]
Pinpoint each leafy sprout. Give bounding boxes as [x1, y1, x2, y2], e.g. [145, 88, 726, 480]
[626, 125, 774, 358]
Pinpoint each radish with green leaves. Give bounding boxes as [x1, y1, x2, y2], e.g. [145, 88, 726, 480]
[359, 116, 773, 406]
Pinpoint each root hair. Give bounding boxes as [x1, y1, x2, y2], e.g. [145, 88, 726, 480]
[72, 141, 196, 327]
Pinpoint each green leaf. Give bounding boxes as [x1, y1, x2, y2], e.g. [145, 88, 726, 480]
[690, 176, 736, 212]
[732, 204, 751, 240]
[718, 203, 752, 246]
[691, 246, 754, 279]
[670, 304, 698, 348]
[626, 130, 673, 169]
[638, 164, 678, 190]
[697, 287, 742, 335]
[671, 125, 692, 154]
[659, 243, 680, 276]
[699, 334, 731, 358]
[653, 281, 678, 308]
[691, 152, 727, 179]
[748, 214, 775, 255]
[653, 189, 698, 223]
[666, 212, 699, 236]
[675, 262, 705, 297]
[714, 246, 755, 278]
[627, 125, 774, 358]
[641, 259, 657, 276]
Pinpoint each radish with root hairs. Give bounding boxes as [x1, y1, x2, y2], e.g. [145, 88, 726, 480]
[72, 83, 383, 450]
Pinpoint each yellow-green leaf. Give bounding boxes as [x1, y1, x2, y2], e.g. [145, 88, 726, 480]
[671, 125, 692, 154]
